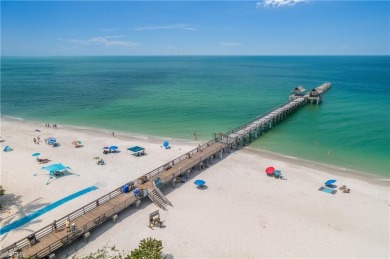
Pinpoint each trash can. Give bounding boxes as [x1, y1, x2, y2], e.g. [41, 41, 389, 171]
[27, 234, 37, 246]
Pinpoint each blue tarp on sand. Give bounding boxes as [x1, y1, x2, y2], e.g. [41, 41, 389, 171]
[41, 163, 70, 174]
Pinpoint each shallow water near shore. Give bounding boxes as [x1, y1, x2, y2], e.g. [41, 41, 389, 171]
[2, 56, 389, 177]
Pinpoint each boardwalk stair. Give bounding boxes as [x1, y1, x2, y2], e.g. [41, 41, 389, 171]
[1, 82, 331, 259]
[147, 188, 172, 210]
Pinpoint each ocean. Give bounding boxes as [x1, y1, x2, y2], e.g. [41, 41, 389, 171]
[1, 56, 389, 177]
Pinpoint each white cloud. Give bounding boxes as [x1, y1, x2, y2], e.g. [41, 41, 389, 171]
[134, 24, 196, 31]
[103, 35, 125, 39]
[69, 37, 140, 47]
[182, 27, 197, 31]
[260, 0, 306, 8]
[220, 42, 241, 46]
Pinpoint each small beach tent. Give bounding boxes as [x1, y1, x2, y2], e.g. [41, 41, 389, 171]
[45, 137, 56, 145]
[127, 146, 145, 156]
[3, 146, 12, 152]
[42, 163, 71, 174]
[41, 163, 78, 184]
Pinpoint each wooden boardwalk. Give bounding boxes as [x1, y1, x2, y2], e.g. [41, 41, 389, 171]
[1, 83, 330, 259]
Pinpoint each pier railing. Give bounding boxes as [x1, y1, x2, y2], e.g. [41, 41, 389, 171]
[2, 83, 331, 258]
[158, 146, 224, 186]
[142, 138, 219, 182]
[223, 100, 292, 138]
[0, 186, 136, 258]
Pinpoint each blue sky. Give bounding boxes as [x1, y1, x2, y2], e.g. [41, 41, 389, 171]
[1, 0, 389, 56]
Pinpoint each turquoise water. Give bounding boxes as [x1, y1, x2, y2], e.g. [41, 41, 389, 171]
[0, 186, 97, 235]
[1, 56, 389, 177]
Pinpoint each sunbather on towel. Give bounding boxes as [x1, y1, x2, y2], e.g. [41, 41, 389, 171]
[37, 158, 50, 163]
[339, 185, 347, 190]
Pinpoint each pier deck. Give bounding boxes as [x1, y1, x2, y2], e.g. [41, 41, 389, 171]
[1, 83, 330, 259]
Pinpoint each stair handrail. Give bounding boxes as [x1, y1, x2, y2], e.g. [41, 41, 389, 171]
[152, 187, 172, 206]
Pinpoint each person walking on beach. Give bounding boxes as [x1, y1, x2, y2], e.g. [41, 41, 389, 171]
[33, 138, 37, 144]
[65, 219, 70, 232]
[112, 132, 115, 137]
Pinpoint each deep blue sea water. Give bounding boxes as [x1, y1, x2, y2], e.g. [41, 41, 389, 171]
[1, 56, 389, 177]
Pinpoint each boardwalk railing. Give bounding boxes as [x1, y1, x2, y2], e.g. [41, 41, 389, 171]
[1, 140, 222, 258]
[0, 185, 135, 258]
[2, 83, 331, 258]
[142, 138, 219, 182]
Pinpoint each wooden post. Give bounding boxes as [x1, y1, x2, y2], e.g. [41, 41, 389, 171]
[171, 173, 176, 188]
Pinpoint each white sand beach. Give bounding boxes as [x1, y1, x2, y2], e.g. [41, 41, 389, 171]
[1, 117, 389, 258]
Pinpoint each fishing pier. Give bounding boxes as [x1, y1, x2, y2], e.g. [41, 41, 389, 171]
[1, 82, 331, 259]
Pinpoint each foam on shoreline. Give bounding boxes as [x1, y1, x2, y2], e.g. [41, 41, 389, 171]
[1, 116, 389, 258]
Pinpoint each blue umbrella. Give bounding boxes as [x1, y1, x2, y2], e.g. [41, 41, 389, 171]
[32, 152, 41, 157]
[274, 170, 281, 176]
[325, 179, 337, 186]
[194, 179, 206, 186]
[109, 146, 118, 150]
[163, 141, 169, 148]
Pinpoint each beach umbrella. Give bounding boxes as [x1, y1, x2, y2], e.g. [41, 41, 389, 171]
[194, 179, 206, 187]
[163, 141, 169, 148]
[109, 146, 118, 150]
[72, 141, 81, 145]
[265, 166, 275, 174]
[325, 179, 337, 186]
[103, 146, 110, 149]
[32, 152, 41, 157]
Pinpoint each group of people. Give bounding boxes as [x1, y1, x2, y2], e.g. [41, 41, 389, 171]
[33, 136, 41, 145]
[45, 123, 58, 128]
[52, 219, 75, 233]
[97, 159, 105, 165]
[339, 185, 351, 193]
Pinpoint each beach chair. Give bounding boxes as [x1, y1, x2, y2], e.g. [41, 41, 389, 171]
[154, 177, 162, 187]
[3, 146, 12, 152]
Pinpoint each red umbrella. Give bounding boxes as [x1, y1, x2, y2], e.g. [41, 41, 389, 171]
[265, 166, 275, 174]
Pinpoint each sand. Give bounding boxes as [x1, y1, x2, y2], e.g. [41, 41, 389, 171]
[1, 117, 389, 258]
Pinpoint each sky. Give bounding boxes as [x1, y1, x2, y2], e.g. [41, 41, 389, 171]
[1, 0, 389, 56]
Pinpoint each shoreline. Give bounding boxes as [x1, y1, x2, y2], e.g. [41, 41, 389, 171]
[1, 116, 389, 258]
[2, 115, 387, 182]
